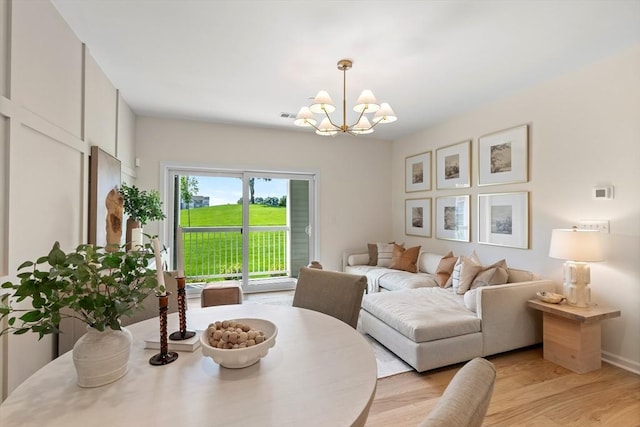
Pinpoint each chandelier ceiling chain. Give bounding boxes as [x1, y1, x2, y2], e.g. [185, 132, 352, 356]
[294, 59, 397, 136]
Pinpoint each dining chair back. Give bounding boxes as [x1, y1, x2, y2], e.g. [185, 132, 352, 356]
[292, 267, 367, 329]
[417, 357, 496, 427]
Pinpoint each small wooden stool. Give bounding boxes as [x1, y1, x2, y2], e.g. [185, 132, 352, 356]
[201, 283, 243, 307]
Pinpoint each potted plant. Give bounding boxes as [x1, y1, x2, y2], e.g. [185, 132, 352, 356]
[119, 183, 166, 250]
[0, 241, 162, 387]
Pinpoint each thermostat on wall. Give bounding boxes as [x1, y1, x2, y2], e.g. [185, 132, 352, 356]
[592, 185, 614, 200]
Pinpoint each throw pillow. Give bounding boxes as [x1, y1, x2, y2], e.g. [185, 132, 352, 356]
[471, 259, 509, 289]
[376, 242, 397, 267]
[435, 251, 456, 287]
[450, 254, 483, 295]
[367, 243, 378, 266]
[445, 250, 481, 288]
[389, 244, 421, 273]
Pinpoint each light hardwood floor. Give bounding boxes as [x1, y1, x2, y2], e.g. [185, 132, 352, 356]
[366, 346, 640, 426]
[194, 291, 639, 425]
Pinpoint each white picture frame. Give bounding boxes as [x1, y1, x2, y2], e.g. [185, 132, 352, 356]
[478, 124, 529, 186]
[405, 151, 431, 192]
[435, 195, 470, 242]
[405, 198, 432, 237]
[478, 192, 529, 248]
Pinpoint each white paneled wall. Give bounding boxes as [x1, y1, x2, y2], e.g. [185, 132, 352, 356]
[11, 0, 83, 138]
[0, 0, 138, 399]
[85, 50, 117, 154]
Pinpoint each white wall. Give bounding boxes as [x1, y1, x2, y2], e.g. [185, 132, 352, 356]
[391, 45, 640, 373]
[0, 0, 138, 398]
[134, 117, 393, 271]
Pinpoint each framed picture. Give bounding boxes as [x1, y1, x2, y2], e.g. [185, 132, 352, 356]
[405, 198, 432, 237]
[478, 124, 528, 186]
[405, 151, 431, 192]
[435, 195, 470, 242]
[478, 192, 529, 248]
[436, 140, 471, 189]
[88, 146, 121, 247]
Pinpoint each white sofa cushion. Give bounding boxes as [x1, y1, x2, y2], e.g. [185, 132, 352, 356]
[362, 287, 480, 342]
[418, 252, 444, 274]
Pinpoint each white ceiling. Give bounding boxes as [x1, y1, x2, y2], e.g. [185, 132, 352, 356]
[51, 0, 640, 141]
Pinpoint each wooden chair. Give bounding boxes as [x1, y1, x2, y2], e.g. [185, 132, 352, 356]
[418, 358, 496, 427]
[292, 267, 367, 329]
[201, 283, 243, 307]
[120, 271, 179, 326]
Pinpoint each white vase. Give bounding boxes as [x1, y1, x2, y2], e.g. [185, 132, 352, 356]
[72, 326, 133, 387]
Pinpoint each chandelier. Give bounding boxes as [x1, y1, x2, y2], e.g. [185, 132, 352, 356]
[294, 59, 397, 136]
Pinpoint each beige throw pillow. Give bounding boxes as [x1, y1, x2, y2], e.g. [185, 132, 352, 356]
[450, 252, 483, 295]
[376, 243, 397, 267]
[367, 243, 378, 266]
[471, 259, 509, 289]
[435, 251, 456, 287]
[389, 244, 421, 273]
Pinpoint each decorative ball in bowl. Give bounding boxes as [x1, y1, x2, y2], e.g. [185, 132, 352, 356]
[200, 318, 277, 369]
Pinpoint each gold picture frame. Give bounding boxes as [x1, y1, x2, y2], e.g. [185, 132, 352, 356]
[478, 124, 529, 186]
[436, 140, 471, 189]
[405, 151, 431, 192]
[405, 198, 432, 237]
[435, 195, 470, 242]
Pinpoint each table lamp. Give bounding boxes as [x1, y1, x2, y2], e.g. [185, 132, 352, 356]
[549, 227, 604, 307]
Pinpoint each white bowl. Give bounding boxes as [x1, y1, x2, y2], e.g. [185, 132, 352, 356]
[200, 318, 277, 369]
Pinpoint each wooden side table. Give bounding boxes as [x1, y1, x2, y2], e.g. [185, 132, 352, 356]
[527, 299, 621, 374]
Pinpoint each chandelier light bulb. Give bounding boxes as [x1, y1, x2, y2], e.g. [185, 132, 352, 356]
[294, 107, 317, 127]
[315, 118, 338, 136]
[373, 102, 398, 123]
[353, 90, 380, 113]
[351, 116, 374, 134]
[309, 91, 336, 114]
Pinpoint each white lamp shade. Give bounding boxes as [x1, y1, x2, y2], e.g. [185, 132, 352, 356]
[315, 118, 338, 136]
[294, 107, 317, 127]
[549, 229, 605, 262]
[309, 91, 336, 114]
[353, 90, 380, 113]
[351, 116, 374, 134]
[373, 102, 398, 123]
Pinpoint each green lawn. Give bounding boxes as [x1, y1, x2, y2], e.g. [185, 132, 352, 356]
[180, 204, 285, 227]
[179, 204, 286, 281]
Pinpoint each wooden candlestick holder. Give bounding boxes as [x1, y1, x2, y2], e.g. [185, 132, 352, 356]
[169, 276, 196, 340]
[149, 293, 178, 366]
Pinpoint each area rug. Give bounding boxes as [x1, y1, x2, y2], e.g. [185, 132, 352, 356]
[361, 332, 413, 378]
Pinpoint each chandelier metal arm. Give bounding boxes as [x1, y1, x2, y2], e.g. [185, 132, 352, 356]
[321, 105, 342, 131]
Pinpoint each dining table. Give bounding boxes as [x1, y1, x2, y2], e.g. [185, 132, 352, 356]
[0, 303, 378, 426]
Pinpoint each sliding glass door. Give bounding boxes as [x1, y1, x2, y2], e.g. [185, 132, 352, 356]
[166, 167, 315, 293]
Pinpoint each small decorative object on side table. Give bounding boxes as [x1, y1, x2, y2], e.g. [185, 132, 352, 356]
[527, 299, 620, 373]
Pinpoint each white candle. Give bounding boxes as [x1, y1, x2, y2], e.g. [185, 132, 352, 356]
[131, 228, 144, 250]
[176, 226, 185, 277]
[152, 237, 166, 295]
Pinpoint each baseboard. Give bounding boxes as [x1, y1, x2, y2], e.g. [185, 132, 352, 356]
[602, 350, 640, 375]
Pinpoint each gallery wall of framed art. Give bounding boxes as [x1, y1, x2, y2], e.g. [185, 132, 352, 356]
[403, 123, 530, 247]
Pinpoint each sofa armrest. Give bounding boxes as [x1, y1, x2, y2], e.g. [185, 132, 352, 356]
[476, 279, 557, 356]
[342, 248, 368, 271]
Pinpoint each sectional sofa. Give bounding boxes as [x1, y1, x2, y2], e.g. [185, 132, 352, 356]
[344, 246, 556, 372]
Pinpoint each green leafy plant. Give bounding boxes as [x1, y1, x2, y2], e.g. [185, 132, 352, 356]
[0, 241, 160, 338]
[119, 183, 166, 226]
